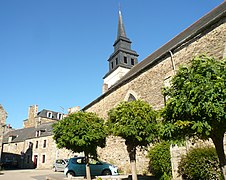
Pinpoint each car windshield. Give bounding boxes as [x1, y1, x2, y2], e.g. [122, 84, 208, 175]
[89, 158, 100, 165]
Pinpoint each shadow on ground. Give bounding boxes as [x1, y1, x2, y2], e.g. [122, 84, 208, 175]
[125, 175, 158, 180]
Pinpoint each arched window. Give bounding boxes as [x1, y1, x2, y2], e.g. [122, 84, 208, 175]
[127, 93, 136, 102]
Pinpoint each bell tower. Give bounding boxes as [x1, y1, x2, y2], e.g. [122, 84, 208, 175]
[103, 10, 139, 93]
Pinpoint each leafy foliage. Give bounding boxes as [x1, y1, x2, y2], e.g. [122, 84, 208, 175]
[161, 55, 226, 178]
[107, 99, 158, 147]
[148, 141, 172, 180]
[161, 55, 226, 140]
[178, 146, 223, 180]
[52, 111, 106, 157]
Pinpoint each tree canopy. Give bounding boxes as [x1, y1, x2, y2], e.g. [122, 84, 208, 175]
[52, 111, 106, 157]
[52, 111, 107, 180]
[108, 99, 158, 147]
[161, 55, 226, 178]
[107, 99, 158, 180]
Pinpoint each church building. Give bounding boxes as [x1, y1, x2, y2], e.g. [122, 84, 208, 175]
[1, 2, 226, 178]
[83, 1, 226, 175]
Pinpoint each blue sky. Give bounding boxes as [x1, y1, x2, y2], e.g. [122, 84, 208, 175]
[0, 0, 223, 129]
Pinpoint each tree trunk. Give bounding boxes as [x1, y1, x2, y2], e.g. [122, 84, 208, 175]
[211, 133, 226, 180]
[127, 144, 137, 180]
[85, 153, 91, 180]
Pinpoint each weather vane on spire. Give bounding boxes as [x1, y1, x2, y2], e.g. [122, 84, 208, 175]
[118, 2, 121, 12]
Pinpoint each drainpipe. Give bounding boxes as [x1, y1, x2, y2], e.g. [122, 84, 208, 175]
[169, 51, 176, 74]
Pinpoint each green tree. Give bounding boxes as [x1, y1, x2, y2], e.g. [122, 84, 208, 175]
[52, 111, 106, 180]
[148, 141, 172, 179]
[161, 55, 226, 179]
[107, 100, 158, 180]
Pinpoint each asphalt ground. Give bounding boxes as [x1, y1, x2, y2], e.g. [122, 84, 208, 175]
[0, 169, 65, 180]
[0, 169, 157, 180]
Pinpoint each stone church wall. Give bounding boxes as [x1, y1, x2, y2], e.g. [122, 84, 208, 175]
[85, 18, 226, 174]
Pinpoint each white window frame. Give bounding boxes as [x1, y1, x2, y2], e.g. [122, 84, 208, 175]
[57, 113, 63, 120]
[47, 112, 53, 118]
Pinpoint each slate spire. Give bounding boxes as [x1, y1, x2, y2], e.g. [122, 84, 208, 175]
[117, 10, 127, 38]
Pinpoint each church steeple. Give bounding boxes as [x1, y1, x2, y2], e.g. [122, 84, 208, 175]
[103, 10, 139, 93]
[117, 11, 127, 38]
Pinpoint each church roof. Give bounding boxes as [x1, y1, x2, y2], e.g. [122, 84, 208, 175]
[83, 1, 226, 110]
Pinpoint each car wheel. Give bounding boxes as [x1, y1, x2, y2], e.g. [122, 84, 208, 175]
[102, 169, 112, 175]
[53, 166, 57, 172]
[67, 171, 75, 178]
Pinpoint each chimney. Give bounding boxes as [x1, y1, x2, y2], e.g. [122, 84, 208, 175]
[102, 83, 108, 94]
[67, 106, 80, 114]
[26, 105, 38, 128]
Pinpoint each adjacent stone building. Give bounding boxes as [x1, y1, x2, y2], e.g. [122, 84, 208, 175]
[1, 105, 78, 169]
[0, 104, 8, 162]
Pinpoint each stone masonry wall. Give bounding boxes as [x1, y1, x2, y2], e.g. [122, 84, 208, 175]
[24, 105, 38, 128]
[85, 18, 226, 174]
[0, 105, 7, 162]
[0, 105, 7, 124]
[28, 135, 75, 169]
[2, 135, 76, 169]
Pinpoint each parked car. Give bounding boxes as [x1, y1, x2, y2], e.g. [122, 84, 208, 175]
[53, 159, 68, 172]
[64, 157, 118, 177]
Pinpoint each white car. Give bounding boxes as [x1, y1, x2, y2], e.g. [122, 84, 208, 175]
[53, 159, 68, 172]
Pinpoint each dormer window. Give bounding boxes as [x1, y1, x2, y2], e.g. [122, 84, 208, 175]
[36, 131, 39, 137]
[57, 113, 63, 120]
[36, 130, 41, 137]
[8, 135, 16, 143]
[8, 136, 12, 143]
[47, 112, 52, 118]
[116, 58, 118, 65]
[36, 130, 45, 137]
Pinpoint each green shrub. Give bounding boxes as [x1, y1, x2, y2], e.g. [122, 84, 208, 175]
[148, 141, 172, 179]
[178, 146, 223, 180]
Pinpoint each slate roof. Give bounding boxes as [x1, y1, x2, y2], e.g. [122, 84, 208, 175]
[2, 122, 54, 144]
[117, 10, 127, 39]
[36, 109, 63, 120]
[83, 2, 226, 111]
